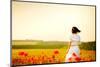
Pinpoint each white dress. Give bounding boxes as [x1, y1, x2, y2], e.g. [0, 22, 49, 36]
[65, 34, 81, 62]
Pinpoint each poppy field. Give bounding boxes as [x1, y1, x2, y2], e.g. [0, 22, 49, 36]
[12, 40, 96, 65]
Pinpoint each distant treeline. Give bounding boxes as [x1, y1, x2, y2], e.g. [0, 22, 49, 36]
[79, 41, 96, 50]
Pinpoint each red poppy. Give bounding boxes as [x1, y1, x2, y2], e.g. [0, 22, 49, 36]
[72, 53, 77, 57]
[18, 51, 28, 57]
[24, 53, 28, 57]
[49, 59, 52, 62]
[52, 55, 55, 59]
[18, 51, 25, 56]
[31, 57, 34, 60]
[42, 56, 44, 60]
[54, 50, 59, 54]
[68, 57, 72, 61]
[12, 59, 16, 64]
[75, 57, 81, 61]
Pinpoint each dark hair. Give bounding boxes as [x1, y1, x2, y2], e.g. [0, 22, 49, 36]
[72, 27, 81, 33]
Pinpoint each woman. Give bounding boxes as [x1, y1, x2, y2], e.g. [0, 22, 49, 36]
[65, 27, 81, 62]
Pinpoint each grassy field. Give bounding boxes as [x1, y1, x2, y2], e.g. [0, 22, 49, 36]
[12, 40, 96, 65]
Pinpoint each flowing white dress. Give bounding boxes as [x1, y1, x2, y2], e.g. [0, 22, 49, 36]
[65, 34, 81, 62]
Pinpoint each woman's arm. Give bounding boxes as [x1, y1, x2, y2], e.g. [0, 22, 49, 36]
[66, 41, 71, 54]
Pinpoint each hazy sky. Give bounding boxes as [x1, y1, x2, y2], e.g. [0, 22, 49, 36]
[12, 1, 95, 42]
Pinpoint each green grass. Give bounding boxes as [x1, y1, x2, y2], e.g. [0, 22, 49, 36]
[12, 40, 96, 50]
[12, 44, 67, 49]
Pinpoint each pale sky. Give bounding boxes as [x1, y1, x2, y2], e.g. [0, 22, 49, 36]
[12, 1, 96, 42]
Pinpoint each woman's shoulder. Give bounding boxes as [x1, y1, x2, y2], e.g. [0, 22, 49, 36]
[71, 34, 79, 37]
